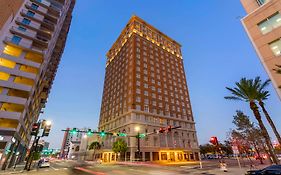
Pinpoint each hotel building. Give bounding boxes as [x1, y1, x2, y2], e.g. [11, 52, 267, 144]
[98, 16, 199, 162]
[241, 0, 281, 99]
[0, 0, 75, 169]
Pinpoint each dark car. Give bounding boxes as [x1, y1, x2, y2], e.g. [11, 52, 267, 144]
[246, 165, 281, 175]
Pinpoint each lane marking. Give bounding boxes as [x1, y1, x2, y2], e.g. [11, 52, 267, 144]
[74, 167, 106, 175]
[50, 166, 59, 171]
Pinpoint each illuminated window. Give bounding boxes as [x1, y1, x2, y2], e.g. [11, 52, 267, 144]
[20, 65, 38, 74]
[14, 76, 34, 86]
[0, 118, 19, 128]
[0, 72, 10, 81]
[4, 45, 22, 57]
[258, 12, 281, 34]
[0, 58, 16, 69]
[269, 39, 281, 56]
[25, 52, 43, 63]
[1, 103, 24, 113]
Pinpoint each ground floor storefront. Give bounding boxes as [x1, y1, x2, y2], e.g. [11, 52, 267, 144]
[95, 148, 199, 163]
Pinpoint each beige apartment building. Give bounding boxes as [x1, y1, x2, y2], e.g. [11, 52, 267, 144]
[241, 0, 281, 99]
[0, 0, 75, 170]
[98, 16, 199, 162]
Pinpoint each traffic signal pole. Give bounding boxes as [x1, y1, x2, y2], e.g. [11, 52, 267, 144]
[136, 132, 140, 161]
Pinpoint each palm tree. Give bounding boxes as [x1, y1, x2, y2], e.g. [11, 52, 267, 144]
[273, 65, 281, 89]
[225, 77, 279, 164]
[255, 77, 281, 145]
[89, 141, 101, 161]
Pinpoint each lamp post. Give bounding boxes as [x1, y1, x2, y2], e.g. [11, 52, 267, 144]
[135, 126, 140, 161]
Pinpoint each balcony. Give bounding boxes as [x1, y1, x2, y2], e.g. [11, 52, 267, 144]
[10, 26, 49, 48]
[10, 26, 36, 38]
[26, 2, 59, 23]
[15, 17, 40, 30]
[30, 0, 61, 15]
[3, 36, 44, 54]
[21, 9, 44, 22]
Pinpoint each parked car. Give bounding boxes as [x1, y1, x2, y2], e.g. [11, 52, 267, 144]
[38, 159, 50, 168]
[277, 154, 281, 160]
[245, 165, 281, 175]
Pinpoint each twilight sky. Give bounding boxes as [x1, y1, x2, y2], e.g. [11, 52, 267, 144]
[40, 0, 281, 148]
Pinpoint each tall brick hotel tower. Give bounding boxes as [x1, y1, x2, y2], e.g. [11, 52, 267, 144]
[0, 0, 75, 169]
[98, 16, 199, 162]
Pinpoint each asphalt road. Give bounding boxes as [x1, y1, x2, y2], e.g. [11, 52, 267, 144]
[0, 158, 270, 175]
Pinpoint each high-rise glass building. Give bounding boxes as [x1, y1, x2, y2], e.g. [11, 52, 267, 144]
[98, 16, 199, 162]
[0, 0, 75, 169]
[241, 0, 281, 99]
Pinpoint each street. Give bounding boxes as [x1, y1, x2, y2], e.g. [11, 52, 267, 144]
[0, 158, 270, 175]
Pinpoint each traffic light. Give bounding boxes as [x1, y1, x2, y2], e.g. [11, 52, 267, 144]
[118, 132, 127, 137]
[210, 136, 219, 146]
[42, 123, 51, 137]
[159, 127, 165, 133]
[100, 130, 106, 137]
[31, 123, 40, 136]
[70, 128, 77, 135]
[138, 133, 146, 138]
[167, 126, 172, 132]
[87, 129, 92, 136]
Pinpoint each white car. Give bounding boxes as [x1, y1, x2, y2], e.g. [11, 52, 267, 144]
[39, 159, 50, 168]
[277, 154, 281, 160]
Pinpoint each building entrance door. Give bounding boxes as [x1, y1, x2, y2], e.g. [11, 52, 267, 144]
[170, 152, 175, 161]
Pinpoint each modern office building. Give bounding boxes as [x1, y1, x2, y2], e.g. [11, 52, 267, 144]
[98, 16, 199, 162]
[0, 0, 75, 169]
[241, 0, 281, 99]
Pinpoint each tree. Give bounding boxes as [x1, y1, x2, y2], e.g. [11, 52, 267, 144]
[88, 141, 101, 160]
[200, 144, 216, 156]
[225, 78, 279, 164]
[112, 139, 128, 161]
[255, 77, 281, 145]
[230, 111, 265, 164]
[273, 65, 281, 88]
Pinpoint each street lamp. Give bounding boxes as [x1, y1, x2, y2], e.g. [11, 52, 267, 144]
[135, 126, 141, 161]
[46, 120, 52, 126]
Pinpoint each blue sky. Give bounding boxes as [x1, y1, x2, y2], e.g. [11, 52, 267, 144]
[40, 0, 281, 148]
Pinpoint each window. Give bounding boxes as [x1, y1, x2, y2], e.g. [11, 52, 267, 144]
[31, 3, 39, 10]
[26, 11, 35, 17]
[269, 39, 281, 56]
[258, 12, 281, 34]
[144, 91, 148, 96]
[22, 18, 31, 25]
[144, 105, 149, 112]
[18, 26, 26, 32]
[256, 0, 267, 6]
[136, 96, 141, 102]
[136, 105, 141, 110]
[11, 36, 22, 44]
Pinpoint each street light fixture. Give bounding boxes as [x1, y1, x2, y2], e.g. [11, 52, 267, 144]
[46, 120, 52, 126]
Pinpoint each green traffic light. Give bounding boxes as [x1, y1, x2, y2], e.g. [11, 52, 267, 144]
[70, 128, 77, 135]
[87, 129, 92, 136]
[119, 133, 127, 137]
[139, 133, 146, 138]
[100, 130, 106, 137]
